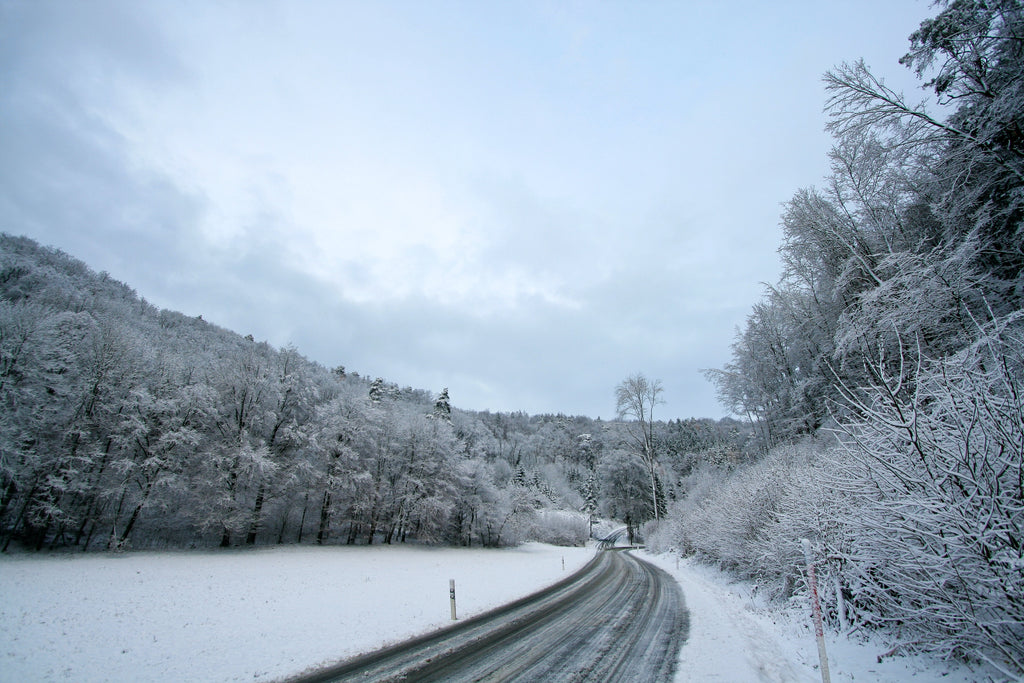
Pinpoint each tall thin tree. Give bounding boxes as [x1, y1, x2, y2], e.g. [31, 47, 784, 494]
[615, 373, 664, 522]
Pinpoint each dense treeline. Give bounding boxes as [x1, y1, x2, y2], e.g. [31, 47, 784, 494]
[0, 233, 747, 552]
[667, 1, 1024, 676]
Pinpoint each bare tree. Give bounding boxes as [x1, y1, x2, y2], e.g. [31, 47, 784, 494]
[615, 373, 664, 522]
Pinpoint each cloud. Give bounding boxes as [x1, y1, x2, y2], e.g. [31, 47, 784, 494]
[0, 0, 939, 420]
[0, 3, 194, 231]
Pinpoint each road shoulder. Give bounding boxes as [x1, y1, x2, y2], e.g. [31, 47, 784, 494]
[638, 551, 815, 683]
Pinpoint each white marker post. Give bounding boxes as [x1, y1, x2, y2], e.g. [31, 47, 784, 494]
[449, 579, 457, 620]
[802, 539, 831, 683]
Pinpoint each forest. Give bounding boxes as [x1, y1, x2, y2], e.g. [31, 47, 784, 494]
[0, 232, 747, 554]
[1, 0, 1022, 677]
[668, 1, 1023, 677]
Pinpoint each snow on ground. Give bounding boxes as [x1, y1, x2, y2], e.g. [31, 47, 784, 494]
[1, 542, 999, 683]
[639, 550, 997, 683]
[0, 543, 592, 683]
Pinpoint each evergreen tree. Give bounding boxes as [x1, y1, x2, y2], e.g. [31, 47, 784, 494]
[433, 387, 451, 421]
[368, 377, 385, 403]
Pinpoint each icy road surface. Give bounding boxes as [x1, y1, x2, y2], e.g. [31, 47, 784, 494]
[289, 549, 687, 682]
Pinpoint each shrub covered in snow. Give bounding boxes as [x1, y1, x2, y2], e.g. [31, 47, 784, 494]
[831, 317, 1024, 677]
[650, 440, 838, 596]
[526, 509, 589, 547]
[660, 320, 1024, 676]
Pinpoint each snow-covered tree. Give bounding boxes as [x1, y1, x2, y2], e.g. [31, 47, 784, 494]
[614, 373, 664, 521]
[433, 387, 451, 421]
[597, 448, 652, 545]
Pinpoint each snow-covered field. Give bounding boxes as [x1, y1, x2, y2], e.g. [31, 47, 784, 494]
[0, 543, 592, 682]
[1, 543, 993, 682]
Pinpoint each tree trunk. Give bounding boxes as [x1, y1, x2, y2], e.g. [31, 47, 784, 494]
[220, 453, 242, 548]
[0, 478, 17, 521]
[118, 474, 159, 547]
[316, 490, 331, 545]
[276, 505, 290, 544]
[81, 520, 99, 551]
[2, 481, 39, 551]
[246, 483, 266, 545]
[119, 503, 145, 547]
[73, 510, 93, 548]
[648, 460, 659, 523]
[32, 520, 50, 551]
[296, 493, 309, 544]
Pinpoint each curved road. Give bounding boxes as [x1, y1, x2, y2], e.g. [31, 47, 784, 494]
[288, 548, 687, 682]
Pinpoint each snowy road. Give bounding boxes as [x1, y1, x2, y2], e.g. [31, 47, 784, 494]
[288, 549, 687, 682]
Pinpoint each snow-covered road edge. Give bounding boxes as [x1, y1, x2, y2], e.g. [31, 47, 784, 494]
[639, 550, 814, 683]
[639, 550, 995, 683]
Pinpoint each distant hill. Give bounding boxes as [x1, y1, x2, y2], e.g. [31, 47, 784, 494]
[0, 233, 748, 552]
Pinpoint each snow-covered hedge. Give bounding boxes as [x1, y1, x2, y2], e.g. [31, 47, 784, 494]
[526, 510, 589, 547]
[649, 440, 836, 595]
[832, 317, 1024, 677]
[657, 318, 1024, 677]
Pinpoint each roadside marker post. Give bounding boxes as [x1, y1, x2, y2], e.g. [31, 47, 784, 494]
[449, 579, 457, 620]
[802, 538, 832, 683]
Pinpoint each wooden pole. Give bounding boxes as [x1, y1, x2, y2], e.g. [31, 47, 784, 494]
[802, 539, 831, 683]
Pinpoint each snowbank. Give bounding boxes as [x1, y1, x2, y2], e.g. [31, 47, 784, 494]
[639, 550, 995, 683]
[0, 543, 592, 682]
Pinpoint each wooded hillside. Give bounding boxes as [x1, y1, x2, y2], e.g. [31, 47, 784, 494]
[0, 234, 745, 552]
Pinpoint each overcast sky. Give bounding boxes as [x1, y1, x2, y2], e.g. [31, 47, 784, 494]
[1, 0, 936, 420]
